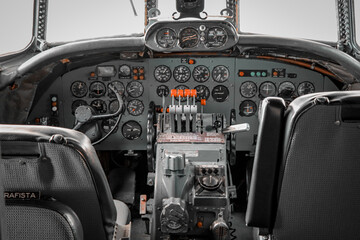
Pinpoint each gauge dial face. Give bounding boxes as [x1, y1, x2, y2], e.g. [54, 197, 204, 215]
[193, 65, 210, 82]
[91, 99, 107, 114]
[240, 81, 257, 98]
[119, 65, 131, 78]
[173, 65, 191, 83]
[212, 65, 229, 83]
[122, 121, 142, 140]
[195, 85, 210, 101]
[126, 81, 144, 98]
[102, 118, 118, 133]
[175, 85, 189, 102]
[259, 82, 276, 98]
[206, 27, 227, 48]
[179, 28, 199, 48]
[156, 85, 170, 97]
[154, 65, 171, 82]
[127, 99, 144, 116]
[212, 85, 229, 102]
[298, 82, 315, 96]
[108, 81, 125, 98]
[71, 81, 87, 98]
[156, 28, 177, 48]
[109, 100, 119, 113]
[71, 100, 87, 114]
[89, 81, 106, 98]
[278, 81, 296, 98]
[239, 100, 257, 117]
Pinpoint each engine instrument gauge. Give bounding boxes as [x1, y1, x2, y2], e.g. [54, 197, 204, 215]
[278, 81, 296, 98]
[240, 81, 257, 98]
[154, 65, 171, 82]
[212, 65, 229, 82]
[212, 85, 229, 102]
[173, 65, 191, 83]
[175, 85, 189, 102]
[239, 100, 257, 117]
[108, 81, 125, 98]
[206, 27, 227, 48]
[89, 81, 106, 98]
[119, 65, 131, 78]
[126, 81, 144, 98]
[127, 99, 144, 116]
[156, 28, 177, 48]
[259, 82, 276, 98]
[195, 85, 210, 101]
[109, 100, 119, 113]
[179, 28, 199, 48]
[71, 81, 87, 98]
[122, 121, 142, 140]
[102, 118, 118, 133]
[298, 82, 315, 96]
[91, 99, 107, 114]
[156, 85, 170, 97]
[193, 65, 210, 82]
[71, 100, 87, 114]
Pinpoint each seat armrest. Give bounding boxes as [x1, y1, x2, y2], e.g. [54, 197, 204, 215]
[246, 97, 286, 228]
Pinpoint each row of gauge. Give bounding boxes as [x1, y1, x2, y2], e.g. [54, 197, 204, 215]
[240, 81, 315, 98]
[154, 65, 229, 83]
[71, 80, 144, 98]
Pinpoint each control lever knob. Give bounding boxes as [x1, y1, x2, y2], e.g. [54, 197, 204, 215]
[222, 123, 250, 134]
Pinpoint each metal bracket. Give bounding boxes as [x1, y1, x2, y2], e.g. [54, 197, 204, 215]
[33, 0, 48, 51]
[337, 0, 360, 60]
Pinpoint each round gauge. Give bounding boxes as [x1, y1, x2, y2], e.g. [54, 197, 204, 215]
[212, 85, 229, 102]
[156, 28, 177, 48]
[122, 121, 142, 140]
[195, 85, 210, 101]
[102, 118, 118, 133]
[298, 82, 315, 96]
[193, 65, 210, 83]
[259, 82, 276, 98]
[119, 65, 131, 78]
[91, 99, 107, 114]
[156, 85, 170, 97]
[89, 81, 106, 98]
[206, 27, 227, 48]
[108, 81, 125, 98]
[126, 81, 144, 98]
[278, 81, 296, 98]
[71, 100, 87, 114]
[212, 65, 229, 83]
[239, 100, 257, 117]
[179, 28, 199, 48]
[127, 99, 145, 116]
[173, 65, 191, 83]
[240, 81, 257, 98]
[154, 65, 171, 82]
[71, 81, 87, 98]
[109, 100, 119, 114]
[175, 85, 189, 102]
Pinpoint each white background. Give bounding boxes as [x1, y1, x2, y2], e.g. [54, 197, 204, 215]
[0, 0, 355, 55]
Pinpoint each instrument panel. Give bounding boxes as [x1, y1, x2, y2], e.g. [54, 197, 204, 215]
[145, 20, 238, 52]
[27, 57, 338, 152]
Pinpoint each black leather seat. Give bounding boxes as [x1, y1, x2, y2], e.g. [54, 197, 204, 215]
[246, 91, 360, 240]
[0, 125, 130, 240]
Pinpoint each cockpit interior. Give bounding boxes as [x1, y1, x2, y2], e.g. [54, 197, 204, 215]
[0, 0, 360, 239]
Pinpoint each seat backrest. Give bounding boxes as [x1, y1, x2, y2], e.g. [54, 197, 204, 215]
[246, 91, 360, 240]
[0, 145, 7, 240]
[0, 125, 116, 240]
